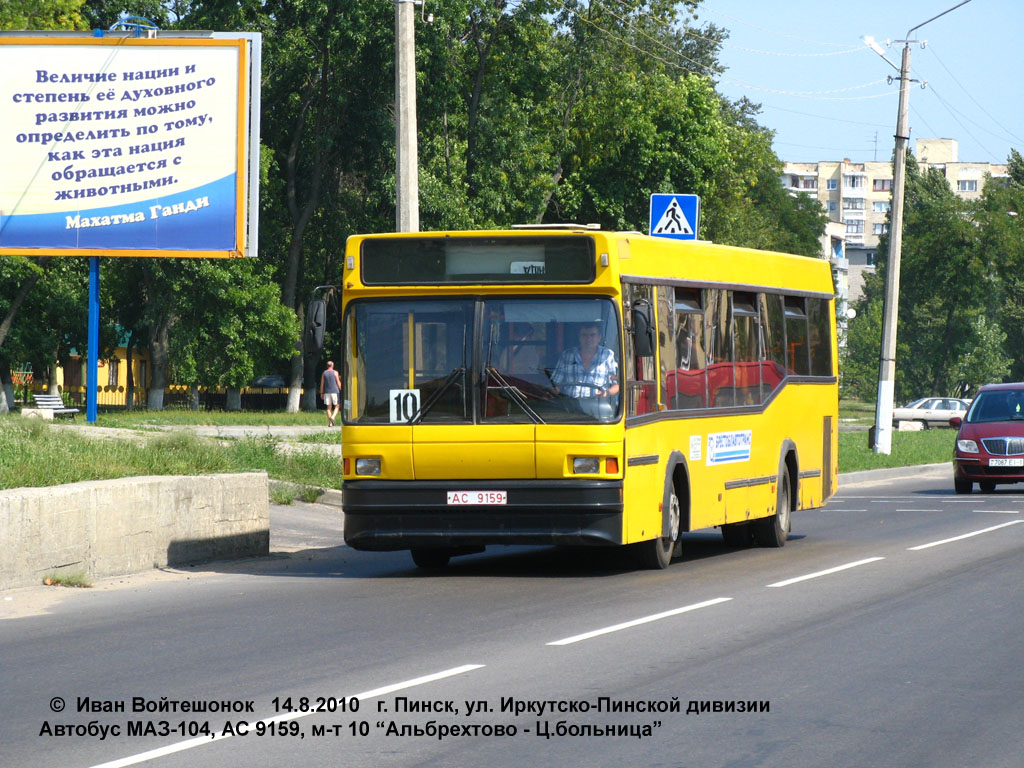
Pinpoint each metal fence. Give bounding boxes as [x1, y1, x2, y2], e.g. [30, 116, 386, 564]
[24, 384, 297, 411]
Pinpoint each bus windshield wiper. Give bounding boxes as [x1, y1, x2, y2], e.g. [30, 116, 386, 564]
[485, 366, 546, 424]
[408, 367, 466, 425]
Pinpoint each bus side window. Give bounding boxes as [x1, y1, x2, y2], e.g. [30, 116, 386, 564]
[624, 283, 657, 417]
[657, 285, 675, 412]
[784, 296, 810, 376]
[733, 291, 760, 406]
[760, 293, 787, 400]
[807, 298, 833, 377]
[672, 287, 706, 410]
[706, 289, 734, 407]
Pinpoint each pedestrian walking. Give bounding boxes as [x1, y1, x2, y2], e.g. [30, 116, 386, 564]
[320, 360, 342, 426]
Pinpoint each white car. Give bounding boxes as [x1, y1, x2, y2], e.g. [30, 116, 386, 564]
[892, 397, 970, 428]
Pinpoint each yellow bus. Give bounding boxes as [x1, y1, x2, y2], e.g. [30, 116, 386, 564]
[335, 227, 837, 569]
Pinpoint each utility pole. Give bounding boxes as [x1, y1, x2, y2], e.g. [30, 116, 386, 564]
[872, 41, 911, 454]
[395, 0, 419, 232]
[869, 0, 972, 454]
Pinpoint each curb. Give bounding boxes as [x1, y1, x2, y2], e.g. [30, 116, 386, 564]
[839, 461, 949, 486]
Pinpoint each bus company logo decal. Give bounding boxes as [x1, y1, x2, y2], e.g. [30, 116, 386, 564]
[707, 430, 752, 466]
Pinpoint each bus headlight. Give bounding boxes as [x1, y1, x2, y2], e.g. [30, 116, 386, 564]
[355, 458, 382, 475]
[956, 439, 978, 454]
[573, 457, 601, 474]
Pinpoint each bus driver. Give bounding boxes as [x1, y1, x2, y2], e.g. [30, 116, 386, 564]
[551, 322, 620, 400]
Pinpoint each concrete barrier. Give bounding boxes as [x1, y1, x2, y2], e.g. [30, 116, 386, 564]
[0, 473, 269, 590]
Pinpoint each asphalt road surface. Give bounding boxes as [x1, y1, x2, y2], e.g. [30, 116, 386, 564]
[2, 466, 1023, 768]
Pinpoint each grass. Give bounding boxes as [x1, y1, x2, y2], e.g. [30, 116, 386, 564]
[839, 397, 877, 425]
[837, 397, 957, 472]
[294, 430, 341, 445]
[43, 571, 92, 588]
[95, 409, 327, 428]
[0, 417, 341, 492]
[838, 427, 954, 473]
[1, 400, 954, 493]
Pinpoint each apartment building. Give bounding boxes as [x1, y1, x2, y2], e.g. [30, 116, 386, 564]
[783, 138, 1008, 303]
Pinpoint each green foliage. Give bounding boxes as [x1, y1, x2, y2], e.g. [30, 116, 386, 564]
[1, 0, 847, 408]
[844, 153, 1019, 401]
[168, 260, 297, 389]
[0, 416, 342, 490]
[0, 0, 86, 30]
[841, 298, 884, 400]
[950, 315, 1011, 393]
[838, 428, 954, 473]
[44, 570, 92, 588]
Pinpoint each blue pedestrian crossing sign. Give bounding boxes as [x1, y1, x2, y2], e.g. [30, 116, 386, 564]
[649, 194, 699, 240]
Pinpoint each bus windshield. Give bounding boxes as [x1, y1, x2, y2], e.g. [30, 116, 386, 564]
[344, 296, 621, 425]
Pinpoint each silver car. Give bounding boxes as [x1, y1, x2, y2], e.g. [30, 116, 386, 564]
[892, 397, 970, 428]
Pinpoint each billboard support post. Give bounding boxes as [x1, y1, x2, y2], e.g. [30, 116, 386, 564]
[0, 29, 260, 416]
[87, 257, 99, 422]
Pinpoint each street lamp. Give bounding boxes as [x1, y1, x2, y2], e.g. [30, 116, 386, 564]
[866, 0, 972, 455]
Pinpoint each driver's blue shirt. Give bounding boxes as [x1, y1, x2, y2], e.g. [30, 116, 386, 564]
[551, 346, 619, 398]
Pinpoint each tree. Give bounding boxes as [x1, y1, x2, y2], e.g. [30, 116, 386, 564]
[0, 0, 86, 30]
[168, 259, 297, 409]
[845, 155, 1011, 401]
[975, 149, 1024, 381]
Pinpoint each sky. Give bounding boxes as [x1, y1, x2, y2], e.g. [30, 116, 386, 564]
[695, 0, 1023, 165]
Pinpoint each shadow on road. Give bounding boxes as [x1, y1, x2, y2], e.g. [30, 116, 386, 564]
[184, 530, 808, 582]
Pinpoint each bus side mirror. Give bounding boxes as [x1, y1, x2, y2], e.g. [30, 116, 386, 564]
[307, 299, 327, 353]
[632, 306, 655, 357]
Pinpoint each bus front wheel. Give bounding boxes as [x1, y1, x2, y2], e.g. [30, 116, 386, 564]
[753, 471, 791, 548]
[637, 490, 680, 569]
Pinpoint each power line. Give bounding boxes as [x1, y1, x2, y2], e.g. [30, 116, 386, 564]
[698, 8, 854, 48]
[758, 104, 891, 129]
[907, 103, 940, 143]
[923, 44, 1024, 146]
[924, 85, 1001, 163]
[574, 1, 897, 101]
[774, 141, 876, 152]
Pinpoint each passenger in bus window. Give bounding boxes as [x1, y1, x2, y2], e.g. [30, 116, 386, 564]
[551, 322, 620, 399]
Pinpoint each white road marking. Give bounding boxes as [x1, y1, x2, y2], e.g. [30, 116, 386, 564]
[907, 520, 1024, 551]
[547, 598, 732, 646]
[87, 664, 485, 768]
[977, 510, 1021, 514]
[766, 557, 885, 588]
[895, 509, 941, 512]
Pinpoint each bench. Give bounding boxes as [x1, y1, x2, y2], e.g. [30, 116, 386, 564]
[25, 393, 80, 419]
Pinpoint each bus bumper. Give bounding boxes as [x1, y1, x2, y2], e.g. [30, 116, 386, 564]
[342, 479, 623, 550]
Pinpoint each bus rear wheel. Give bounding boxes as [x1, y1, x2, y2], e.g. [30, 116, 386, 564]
[637, 490, 680, 569]
[753, 471, 791, 548]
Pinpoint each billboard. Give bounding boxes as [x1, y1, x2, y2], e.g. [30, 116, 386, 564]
[0, 36, 254, 258]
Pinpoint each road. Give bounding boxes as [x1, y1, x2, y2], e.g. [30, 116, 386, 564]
[2, 466, 1023, 768]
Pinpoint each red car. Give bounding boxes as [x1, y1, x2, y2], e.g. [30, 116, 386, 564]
[951, 383, 1024, 494]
